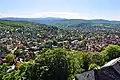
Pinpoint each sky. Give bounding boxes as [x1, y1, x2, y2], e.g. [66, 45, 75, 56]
[0, 0, 120, 20]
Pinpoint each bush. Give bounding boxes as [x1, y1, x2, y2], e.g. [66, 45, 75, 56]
[101, 44, 120, 62]
[89, 63, 100, 70]
[88, 53, 104, 66]
[5, 53, 15, 63]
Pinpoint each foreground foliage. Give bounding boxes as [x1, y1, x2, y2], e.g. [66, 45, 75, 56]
[0, 44, 120, 80]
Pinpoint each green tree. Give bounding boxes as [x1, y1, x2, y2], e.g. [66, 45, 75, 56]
[102, 44, 120, 61]
[88, 63, 100, 70]
[5, 53, 15, 63]
[25, 48, 68, 80]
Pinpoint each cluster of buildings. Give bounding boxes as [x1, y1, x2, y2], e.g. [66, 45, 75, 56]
[0, 21, 120, 72]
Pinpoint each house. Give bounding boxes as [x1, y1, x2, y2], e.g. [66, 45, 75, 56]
[75, 57, 120, 80]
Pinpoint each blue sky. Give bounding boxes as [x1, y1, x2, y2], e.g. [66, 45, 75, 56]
[0, 0, 120, 20]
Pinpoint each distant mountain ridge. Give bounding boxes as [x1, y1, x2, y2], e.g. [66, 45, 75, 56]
[1, 17, 120, 27]
[0, 17, 65, 21]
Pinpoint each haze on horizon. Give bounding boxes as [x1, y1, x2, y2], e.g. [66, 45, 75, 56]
[0, 0, 120, 20]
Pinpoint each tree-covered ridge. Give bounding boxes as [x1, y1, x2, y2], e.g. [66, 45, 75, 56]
[2, 18, 120, 28]
[0, 20, 47, 28]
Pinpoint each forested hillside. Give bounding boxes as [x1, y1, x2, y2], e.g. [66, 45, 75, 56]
[2, 17, 120, 28]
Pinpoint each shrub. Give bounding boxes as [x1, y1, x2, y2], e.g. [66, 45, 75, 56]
[101, 44, 120, 62]
[5, 53, 15, 63]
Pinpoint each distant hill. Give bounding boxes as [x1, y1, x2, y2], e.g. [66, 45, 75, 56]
[1, 17, 120, 27]
[0, 17, 65, 22]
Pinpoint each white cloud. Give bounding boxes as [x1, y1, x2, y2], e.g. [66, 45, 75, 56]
[0, 13, 5, 18]
[0, 12, 97, 19]
[1, 12, 120, 20]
